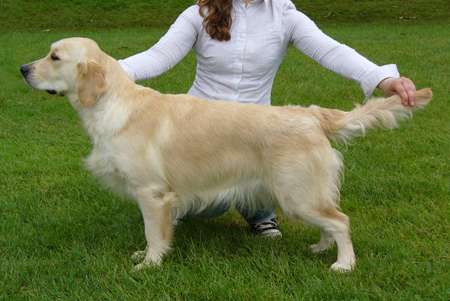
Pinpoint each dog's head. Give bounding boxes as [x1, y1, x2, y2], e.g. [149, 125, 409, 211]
[20, 37, 107, 108]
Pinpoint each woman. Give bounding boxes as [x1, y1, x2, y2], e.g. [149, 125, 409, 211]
[118, 0, 416, 237]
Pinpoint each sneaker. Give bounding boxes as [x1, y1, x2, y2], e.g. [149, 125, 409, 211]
[250, 218, 282, 238]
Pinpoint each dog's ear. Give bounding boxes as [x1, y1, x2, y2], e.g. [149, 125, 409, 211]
[77, 61, 107, 108]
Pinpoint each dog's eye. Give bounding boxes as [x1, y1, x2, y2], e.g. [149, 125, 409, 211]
[51, 54, 60, 61]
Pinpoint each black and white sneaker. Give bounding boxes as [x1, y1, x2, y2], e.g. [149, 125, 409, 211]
[250, 218, 282, 238]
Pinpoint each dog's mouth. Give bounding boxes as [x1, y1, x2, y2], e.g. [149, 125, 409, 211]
[46, 90, 64, 97]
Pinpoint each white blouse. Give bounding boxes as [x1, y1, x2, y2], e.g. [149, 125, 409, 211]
[119, 0, 400, 105]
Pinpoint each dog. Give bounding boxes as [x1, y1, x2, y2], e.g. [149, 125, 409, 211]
[21, 37, 432, 271]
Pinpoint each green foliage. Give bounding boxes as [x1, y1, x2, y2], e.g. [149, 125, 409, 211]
[1, 1, 449, 300]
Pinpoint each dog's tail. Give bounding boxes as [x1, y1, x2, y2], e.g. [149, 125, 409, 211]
[315, 88, 433, 144]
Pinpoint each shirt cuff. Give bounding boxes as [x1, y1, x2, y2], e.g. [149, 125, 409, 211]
[118, 60, 137, 82]
[362, 64, 400, 102]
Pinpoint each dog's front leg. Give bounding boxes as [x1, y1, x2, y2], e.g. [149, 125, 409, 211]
[132, 188, 174, 270]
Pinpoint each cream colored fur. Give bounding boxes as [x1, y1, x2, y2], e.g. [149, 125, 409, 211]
[21, 38, 432, 271]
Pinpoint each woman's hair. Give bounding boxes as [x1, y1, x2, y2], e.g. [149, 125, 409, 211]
[197, 0, 233, 41]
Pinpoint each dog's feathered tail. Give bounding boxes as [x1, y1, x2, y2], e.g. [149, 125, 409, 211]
[313, 88, 432, 144]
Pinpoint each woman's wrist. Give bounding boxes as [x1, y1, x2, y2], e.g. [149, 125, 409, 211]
[377, 77, 394, 94]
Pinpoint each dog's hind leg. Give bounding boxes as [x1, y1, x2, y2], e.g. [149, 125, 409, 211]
[132, 186, 175, 270]
[278, 190, 355, 271]
[273, 147, 355, 271]
[308, 205, 355, 271]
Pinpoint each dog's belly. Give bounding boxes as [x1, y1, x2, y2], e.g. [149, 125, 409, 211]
[171, 178, 277, 219]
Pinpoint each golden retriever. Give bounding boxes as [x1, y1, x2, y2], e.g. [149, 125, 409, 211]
[21, 37, 432, 271]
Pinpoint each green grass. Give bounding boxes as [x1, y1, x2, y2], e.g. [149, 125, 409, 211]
[1, 0, 449, 32]
[1, 1, 450, 300]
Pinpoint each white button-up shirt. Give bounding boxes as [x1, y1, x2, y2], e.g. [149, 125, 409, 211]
[119, 0, 400, 105]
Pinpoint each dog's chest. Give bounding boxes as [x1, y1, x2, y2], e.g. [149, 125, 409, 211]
[86, 142, 126, 177]
[85, 135, 166, 193]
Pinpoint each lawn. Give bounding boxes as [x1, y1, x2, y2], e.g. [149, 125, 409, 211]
[1, 1, 449, 300]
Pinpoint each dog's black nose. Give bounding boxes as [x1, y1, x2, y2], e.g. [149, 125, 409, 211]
[20, 65, 30, 77]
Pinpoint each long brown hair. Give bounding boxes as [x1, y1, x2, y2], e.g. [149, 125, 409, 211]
[197, 0, 233, 41]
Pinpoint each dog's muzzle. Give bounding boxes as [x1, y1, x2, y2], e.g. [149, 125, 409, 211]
[20, 64, 57, 95]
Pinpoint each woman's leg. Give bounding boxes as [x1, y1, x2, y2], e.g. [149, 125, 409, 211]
[236, 205, 281, 237]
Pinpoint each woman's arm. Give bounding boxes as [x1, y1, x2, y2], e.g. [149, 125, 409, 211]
[284, 3, 415, 105]
[118, 5, 201, 82]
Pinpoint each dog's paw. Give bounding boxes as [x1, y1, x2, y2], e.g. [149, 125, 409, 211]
[131, 247, 148, 261]
[330, 261, 355, 272]
[310, 244, 325, 253]
[131, 247, 163, 270]
[131, 250, 146, 261]
[310, 233, 335, 254]
[310, 242, 333, 253]
[134, 257, 162, 270]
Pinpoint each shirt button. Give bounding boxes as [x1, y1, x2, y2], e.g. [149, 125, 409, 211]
[240, 33, 245, 38]
[243, 14, 246, 18]
[237, 56, 243, 60]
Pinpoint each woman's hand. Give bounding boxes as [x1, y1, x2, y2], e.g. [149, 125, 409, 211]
[377, 77, 417, 106]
